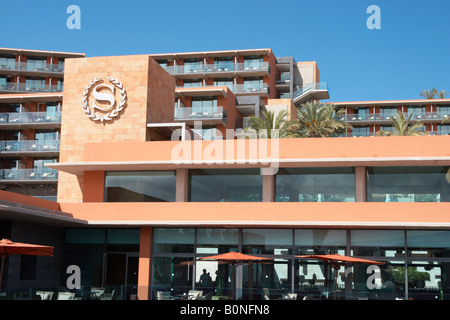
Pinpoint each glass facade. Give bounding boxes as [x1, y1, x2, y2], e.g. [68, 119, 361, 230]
[151, 228, 450, 300]
[189, 168, 263, 202]
[367, 166, 450, 202]
[275, 167, 355, 202]
[104, 171, 176, 202]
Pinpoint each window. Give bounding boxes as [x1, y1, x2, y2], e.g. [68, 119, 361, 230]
[191, 97, 218, 113]
[183, 79, 202, 88]
[407, 106, 425, 119]
[275, 167, 356, 202]
[380, 107, 398, 119]
[214, 79, 234, 91]
[0, 56, 16, 69]
[352, 126, 370, 137]
[189, 168, 263, 202]
[25, 77, 46, 91]
[214, 57, 233, 71]
[104, 171, 176, 202]
[184, 59, 203, 73]
[243, 77, 263, 92]
[367, 166, 450, 202]
[243, 56, 263, 70]
[26, 57, 46, 71]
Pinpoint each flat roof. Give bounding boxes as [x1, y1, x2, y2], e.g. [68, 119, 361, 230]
[333, 98, 450, 106]
[149, 48, 272, 60]
[0, 47, 85, 58]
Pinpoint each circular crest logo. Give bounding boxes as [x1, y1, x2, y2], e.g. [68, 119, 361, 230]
[81, 76, 127, 122]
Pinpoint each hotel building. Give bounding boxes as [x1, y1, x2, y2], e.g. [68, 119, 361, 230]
[0, 48, 449, 301]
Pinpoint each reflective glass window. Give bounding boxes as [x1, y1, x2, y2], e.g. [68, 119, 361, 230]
[189, 169, 262, 202]
[105, 171, 176, 202]
[367, 166, 450, 202]
[153, 228, 195, 253]
[275, 167, 355, 202]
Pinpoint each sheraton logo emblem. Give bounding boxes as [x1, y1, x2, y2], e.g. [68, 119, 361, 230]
[81, 76, 127, 122]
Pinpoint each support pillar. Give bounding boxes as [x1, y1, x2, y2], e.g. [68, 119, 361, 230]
[355, 167, 367, 202]
[137, 227, 152, 300]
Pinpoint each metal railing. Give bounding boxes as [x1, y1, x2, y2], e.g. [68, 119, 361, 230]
[0, 168, 58, 181]
[174, 106, 226, 122]
[0, 140, 60, 153]
[0, 82, 63, 93]
[165, 62, 269, 75]
[0, 61, 64, 73]
[293, 82, 328, 99]
[340, 112, 450, 122]
[0, 111, 61, 125]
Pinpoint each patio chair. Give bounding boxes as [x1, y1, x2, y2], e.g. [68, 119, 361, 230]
[36, 291, 54, 300]
[156, 291, 173, 300]
[100, 290, 116, 300]
[57, 292, 75, 300]
[90, 287, 105, 299]
[188, 290, 203, 300]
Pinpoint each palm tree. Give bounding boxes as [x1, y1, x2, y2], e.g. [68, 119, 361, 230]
[436, 90, 449, 99]
[243, 108, 295, 138]
[419, 88, 437, 99]
[375, 112, 428, 136]
[292, 102, 352, 137]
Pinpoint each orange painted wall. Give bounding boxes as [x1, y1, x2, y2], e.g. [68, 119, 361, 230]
[59, 202, 450, 228]
[81, 135, 450, 163]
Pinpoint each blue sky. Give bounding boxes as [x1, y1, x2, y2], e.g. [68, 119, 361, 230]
[1, 0, 449, 102]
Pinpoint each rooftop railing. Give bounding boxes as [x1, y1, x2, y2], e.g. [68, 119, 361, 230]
[0, 168, 58, 182]
[0, 111, 62, 125]
[165, 62, 269, 75]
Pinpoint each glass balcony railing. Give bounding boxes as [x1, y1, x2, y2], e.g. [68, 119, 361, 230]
[0, 140, 60, 153]
[0, 168, 58, 181]
[0, 62, 64, 73]
[340, 112, 450, 122]
[293, 82, 328, 99]
[165, 62, 269, 75]
[0, 82, 63, 93]
[174, 106, 226, 122]
[0, 111, 62, 125]
[176, 83, 269, 94]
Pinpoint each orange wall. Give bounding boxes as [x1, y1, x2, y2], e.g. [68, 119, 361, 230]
[59, 202, 450, 229]
[81, 135, 450, 163]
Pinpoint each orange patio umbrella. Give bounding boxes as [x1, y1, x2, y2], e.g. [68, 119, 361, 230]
[296, 254, 384, 293]
[198, 251, 272, 299]
[0, 239, 54, 288]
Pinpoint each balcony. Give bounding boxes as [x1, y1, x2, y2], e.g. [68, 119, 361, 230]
[174, 106, 227, 126]
[0, 168, 58, 183]
[0, 111, 61, 130]
[165, 62, 269, 78]
[0, 82, 63, 94]
[0, 62, 64, 76]
[340, 112, 450, 124]
[0, 140, 60, 157]
[293, 82, 329, 105]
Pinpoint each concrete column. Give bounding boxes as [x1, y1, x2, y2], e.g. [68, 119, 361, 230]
[262, 174, 275, 202]
[355, 167, 367, 202]
[176, 168, 189, 202]
[137, 227, 152, 300]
